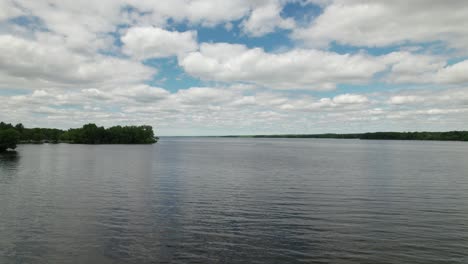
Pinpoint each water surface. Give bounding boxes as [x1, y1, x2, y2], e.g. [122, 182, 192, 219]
[1, 138, 468, 263]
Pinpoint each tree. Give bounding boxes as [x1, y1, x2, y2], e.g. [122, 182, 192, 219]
[0, 129, 20, 152]
[15, 123, 24, 133]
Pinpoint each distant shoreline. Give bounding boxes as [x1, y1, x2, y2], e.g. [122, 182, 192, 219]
[220, 131, 468, 141]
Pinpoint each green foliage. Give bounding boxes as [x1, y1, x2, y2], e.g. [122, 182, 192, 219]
[0, 121, 158, 146]
[0, 128, 20, 152]
[0, 122, 14, 130]
[60, 123, 158, 144]
[15, 127, 63, 143]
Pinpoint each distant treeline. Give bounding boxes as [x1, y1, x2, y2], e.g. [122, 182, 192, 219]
[0, 122, 158, 152]
[359, 131, 468, 141]
[225, 131, 468, 141]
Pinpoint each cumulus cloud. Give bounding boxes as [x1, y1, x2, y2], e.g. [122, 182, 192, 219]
[1, 0, 468, 134]
[8, 0, 124, 52]
[180, 43, 386, 90]
[108, 85, 171, 103]
[2, 85, 467, 135]
[241, 2, 295, 37]
[379, 52, 468, 85]
[436, 60, 468, 84]
[382, 52, 446, 84]
[387, 88, 468, 107]
[279, 94, 369, 111]
[292, 0, 468, 51]
[0, 34, 155, 89]
[122, 27, 198, 60]
[388, 95, 425, 105]
[173, 87, 235, 105]
[129, 0, 253, 26]
[332, 94, 368, 104]
[0, 0, 23, 20]
[3, 1, 280, 52]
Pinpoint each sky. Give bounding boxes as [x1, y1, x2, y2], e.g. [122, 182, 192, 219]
[1, 0, 468, 136]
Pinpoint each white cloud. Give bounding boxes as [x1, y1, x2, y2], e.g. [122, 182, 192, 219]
[278, 94, 369, 111]
[128, 0, 253, 26]
[173, 87, 234, 105]
[292, 0, 468, 51]
[1, 0, 468, 135]
[436, 60, 468, 84]
[8, 0, 124, 52]
[378, 53, 468, 85]
[0, 34, 155, 89]
[332, 94, 368, 104]
[122, 27, 198, 60]
[2, 0, 273, 52]
[113, 85, 170, 103]
[241, 2, 295, 37]
[388, 95, 425, 105]
[82, 88, 113, 101]
[2, 85, 468, 135]
[180, 43, 386, 90]
[387, 87, 468, 107]
[381, 52, 446, 84]
[0, 0, 23, 21]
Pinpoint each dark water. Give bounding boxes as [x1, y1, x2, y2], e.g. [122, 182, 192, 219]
[1, 138, 468, 263]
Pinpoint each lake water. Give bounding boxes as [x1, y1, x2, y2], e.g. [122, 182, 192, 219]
[1, 138, 468, 263]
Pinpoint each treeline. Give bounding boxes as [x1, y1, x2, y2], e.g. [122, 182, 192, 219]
[0, 122, 158, 152]
[244, 133, 362, 139]
[0, 123, 20, 152]
[226, 131, 468, 141]
[359, 131, 468, 141]
[60, 124, 158, 144]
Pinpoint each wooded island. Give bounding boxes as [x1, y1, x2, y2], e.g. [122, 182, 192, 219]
[0, 122, 158, 152]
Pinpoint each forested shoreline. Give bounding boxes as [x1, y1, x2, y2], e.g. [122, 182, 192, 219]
[2, 120, 467, 152]
[224, 131, 468, 141]
[0, 122, 158, 152]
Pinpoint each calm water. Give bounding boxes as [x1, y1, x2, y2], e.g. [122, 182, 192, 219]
[1, 138, 468, 263]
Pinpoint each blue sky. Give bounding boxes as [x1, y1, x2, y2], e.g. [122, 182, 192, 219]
[1, 0, 468, 135]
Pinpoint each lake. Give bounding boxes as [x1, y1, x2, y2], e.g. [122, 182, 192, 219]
[1, 138, 468, 263]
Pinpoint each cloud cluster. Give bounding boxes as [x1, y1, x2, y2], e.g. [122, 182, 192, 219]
[1, 0, 467, 134]
[292, 0, 468, 51]
[2, 85, 467, 135]
[180, 43, 386, 90]
[0, 34, 155, 89]
[241, 2, 295, 36]
[122, 27, 198, 60]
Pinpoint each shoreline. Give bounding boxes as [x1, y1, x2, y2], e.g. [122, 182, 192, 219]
[219, 131, 468, 141]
